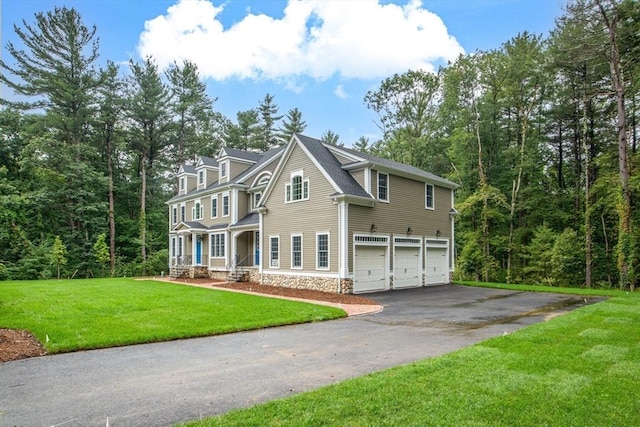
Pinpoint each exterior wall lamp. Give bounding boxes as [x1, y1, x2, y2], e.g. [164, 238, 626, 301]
[407, 227, 412, 236]
[436, 229, 441, 237]
[370, 224, 377, 233]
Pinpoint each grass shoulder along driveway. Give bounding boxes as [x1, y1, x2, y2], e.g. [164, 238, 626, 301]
[182, 286, 640, 427]
[0, 278, 346, 353]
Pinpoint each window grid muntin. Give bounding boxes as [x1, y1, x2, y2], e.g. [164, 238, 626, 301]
[317, 233, 329, 269]
[425, 184, 434, 209]
[292, 235, 302, 268]
[210, 233, 225, 258]
[270, 236, 279, 268]
[378, 172, 388, 201]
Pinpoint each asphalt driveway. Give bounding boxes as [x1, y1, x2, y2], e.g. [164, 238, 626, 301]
[0, 284, 600, 427]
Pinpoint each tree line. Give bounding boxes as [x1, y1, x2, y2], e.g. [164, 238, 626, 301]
[0, 0, 638, 290]
[362, 0, 638, 290]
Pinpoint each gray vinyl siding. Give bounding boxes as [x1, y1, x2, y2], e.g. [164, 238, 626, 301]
[372, 170, 380, 199]
[348, 175, 453, 271]
[205, 168, 217, 187]
[229, 161, 252, 181]
[236, 190, 249, 219]
[262, 144, 339, 272]
[333, 152, 355, 165]
[351, 169, 366, 191]
[185, 176, 197, 193]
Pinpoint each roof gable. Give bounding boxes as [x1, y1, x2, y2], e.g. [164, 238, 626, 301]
[196, 156, 218, 169]
[217, 147, 262, 164]
[260, 134, 372, 206]
[332, 145, 458, 189]
[177, 164, 197, 175]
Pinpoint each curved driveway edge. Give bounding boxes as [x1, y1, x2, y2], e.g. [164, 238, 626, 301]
[0, 285, 601, 427]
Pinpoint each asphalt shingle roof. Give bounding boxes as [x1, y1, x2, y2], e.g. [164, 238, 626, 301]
[198, 156, 218, 167]
[295, 134, 372, 199]
[338, 145, 458, 188]
[220, 147, 262, 163]
[232, 212, 259, 228]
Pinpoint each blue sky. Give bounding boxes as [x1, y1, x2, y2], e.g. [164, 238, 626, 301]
[2, 0, 565, 146]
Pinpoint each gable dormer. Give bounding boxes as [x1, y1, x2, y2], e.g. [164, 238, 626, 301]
[195, 156, 219, 190]
[177, 164, 197, 195]
[216, 147, 262, 184]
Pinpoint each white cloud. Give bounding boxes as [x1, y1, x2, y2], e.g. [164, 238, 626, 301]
[138, 0, 463, 82]
[334, 84, 348, 99]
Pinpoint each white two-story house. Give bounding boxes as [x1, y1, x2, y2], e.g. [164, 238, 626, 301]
[167, 134, 458, 293]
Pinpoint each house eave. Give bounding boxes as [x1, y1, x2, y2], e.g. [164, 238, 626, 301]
[330, 193, 375, 207]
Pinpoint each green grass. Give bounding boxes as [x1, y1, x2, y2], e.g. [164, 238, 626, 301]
[0, 278, 345, 353]
[182, 287, 640, 427]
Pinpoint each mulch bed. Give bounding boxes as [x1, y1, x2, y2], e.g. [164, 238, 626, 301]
[212, 281, 380, 305]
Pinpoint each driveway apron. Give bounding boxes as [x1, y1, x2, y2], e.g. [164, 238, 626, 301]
[0, 285, 599, 426]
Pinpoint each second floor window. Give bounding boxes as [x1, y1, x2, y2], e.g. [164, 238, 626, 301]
[425, 184, 434, 209]
[180, 205, 186, 222]
[253, 192, 262, 209]
[192, 201, 203, 220]
[378, 172, 388, 201]
[172, 206, 178, 224]
[222, 193, 230, 217]
[211, 196, 218, 218]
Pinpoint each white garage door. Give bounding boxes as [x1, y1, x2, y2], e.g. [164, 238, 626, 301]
[425, 246, 448, 285]
[394, 246, 421, 289]
[354, 246, 386, 293]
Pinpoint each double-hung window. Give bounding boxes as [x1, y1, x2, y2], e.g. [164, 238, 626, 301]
[378, 172, 388, 201]
[210, 233, 225, 258]
[220, 161, 227, 179]
[198, 170, 204, 185]
[425, 184, 434, 209]
[291, 235, 302, 269]
[172, 206, 178, 225]
[316, 233, 329, 269]
[222, 193, 230, 217]
[211, 196, 218, 218]
[269, 236, 280, 268]
[285, 171, 309, 202]
[180, 204, 186, 222]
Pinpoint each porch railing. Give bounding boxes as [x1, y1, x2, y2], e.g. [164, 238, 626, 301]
[171, 256, 192, 267]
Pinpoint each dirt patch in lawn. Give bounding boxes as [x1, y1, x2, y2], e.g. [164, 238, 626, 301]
[0, 328, 47, 363]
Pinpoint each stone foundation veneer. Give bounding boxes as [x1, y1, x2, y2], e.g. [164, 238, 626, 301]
[208, 270, 228, 281]
[260, 273, 354, 294]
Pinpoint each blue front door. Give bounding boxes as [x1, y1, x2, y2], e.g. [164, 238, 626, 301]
[195, 235, 202, 265]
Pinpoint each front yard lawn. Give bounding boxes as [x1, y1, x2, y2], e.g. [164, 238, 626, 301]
[183, 286, 640, 426]
[0, 278, 345, 353]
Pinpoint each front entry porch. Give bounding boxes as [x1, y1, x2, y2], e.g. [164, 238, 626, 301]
[168, 220, 260, 281]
